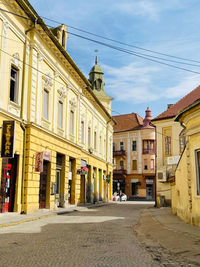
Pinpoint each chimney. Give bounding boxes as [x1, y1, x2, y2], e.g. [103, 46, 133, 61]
[50, 24, 68, 50]
[142, 107, 154, 129]
[167, 104, 173, 109]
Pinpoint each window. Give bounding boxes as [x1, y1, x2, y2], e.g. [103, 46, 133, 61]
[120, 160, 124, 170]
[99, 135, 102, 153]
[81, 121, 84, 143]
[132, 141, 137, 151]
[70, 110, 74, 135]
[88, 127, 91, 147]
[144, 159, 148, 170]
[165, 136, 171, 155]
[43, 89, 49, 120]
[94, 132, 97, 150]
[58, 101, 63, 128]
[56, 170, 61, 194]
[10, 66, 18, 103]
[104, 139, 106, 155]
[132, 160, 137, 170]
[113, 142, 116, 151]
[151, 159, 154, 170]
[196, 150, 200, 195]
[143, 140, 154, 154]
[120, 142, 124, 151]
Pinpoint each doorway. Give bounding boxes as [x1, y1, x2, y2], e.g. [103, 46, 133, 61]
[39, 160, 48, 209]
[0, 155, 18, 212]
[131, 182, 138, 197]
[146, 184, 153, 199]
[80, 175, 85, 203]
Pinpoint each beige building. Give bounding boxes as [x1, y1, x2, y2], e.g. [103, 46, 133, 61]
[172, 98, 200, 226]
[113, 108, 156, 200]
[152, 85, 200, 207]
[0, 0, 114, 214]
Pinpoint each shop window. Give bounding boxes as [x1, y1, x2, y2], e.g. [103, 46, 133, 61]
[10, 65, 18, 103]
[132, 160, 137, 170]
[195, 150, 200, 195]
[132, 141, 137, 151]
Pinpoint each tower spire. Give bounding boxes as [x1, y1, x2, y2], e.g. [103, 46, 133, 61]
[95, 55, 98, 65]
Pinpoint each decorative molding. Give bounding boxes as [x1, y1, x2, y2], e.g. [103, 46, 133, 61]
[42, 73, 53, 90]
[55, 71, 60, 78]
[38, 54, 44, 62]
[3, 22, 9, 36]
[12, 53, 20, 67]
[57, 86, 66, 100]
[69, 97, 77, 111]
[81, 114, 85, 121]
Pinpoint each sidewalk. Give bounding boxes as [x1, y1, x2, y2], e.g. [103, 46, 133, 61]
[134, 207, 200, 266]
[0, 202, 110, 228]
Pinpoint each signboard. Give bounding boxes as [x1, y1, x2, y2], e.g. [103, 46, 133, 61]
[1, 121, 16, 158]
[167, 156, 180, 165]
[35, 151, 51, 172]
[146, 179, 153, 184]
[35, 152, 43, 172]
[81, 159, 87, 167]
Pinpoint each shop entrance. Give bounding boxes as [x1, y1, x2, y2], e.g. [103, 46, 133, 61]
[80, 175, 85, 203]
[0, 155, 18, 212]
[39, 160, 48, 209]
[146, 184, 153, 199]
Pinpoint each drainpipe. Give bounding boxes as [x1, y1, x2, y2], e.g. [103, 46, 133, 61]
[154, 125, 157, 208]
[20, 18, 37, 214]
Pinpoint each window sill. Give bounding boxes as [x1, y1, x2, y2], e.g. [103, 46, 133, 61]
[9, 100, 20, 109]
[41, 117, 51, 129]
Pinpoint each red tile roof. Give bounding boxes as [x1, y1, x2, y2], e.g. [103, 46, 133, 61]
[112, 113, 143, 133]
[152, 85, 200, 121]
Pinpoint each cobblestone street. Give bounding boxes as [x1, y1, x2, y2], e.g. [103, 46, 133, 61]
[0, 203, 199, 267]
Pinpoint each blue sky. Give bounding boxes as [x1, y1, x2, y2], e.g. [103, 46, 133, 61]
[30, 0, 200, 119]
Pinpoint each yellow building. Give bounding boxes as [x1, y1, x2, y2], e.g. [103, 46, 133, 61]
[0, 0, 114, 214]
[172, 99, 200, 226]
[113, 108, 156, 200]
[152, 86, 200, 207]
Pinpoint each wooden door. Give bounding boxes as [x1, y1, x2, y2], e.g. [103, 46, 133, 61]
[39, 161, 48, 209]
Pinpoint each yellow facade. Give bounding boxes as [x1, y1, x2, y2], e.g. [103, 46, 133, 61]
[153, 118, 183, 206]
[0, 0, 114, 213]
[172, 102, 200, 226]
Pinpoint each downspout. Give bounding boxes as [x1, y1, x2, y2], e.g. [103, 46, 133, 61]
[20, 18, 37, 214]
[154, 125, 157, 207]
[106, 119, 112, 201]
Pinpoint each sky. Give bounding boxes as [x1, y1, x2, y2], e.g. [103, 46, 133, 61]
[30, 0, 200, 119]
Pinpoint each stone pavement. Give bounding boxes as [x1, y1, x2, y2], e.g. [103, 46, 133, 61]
[0, 202, 110, 228]
[134, 207, 200, 266]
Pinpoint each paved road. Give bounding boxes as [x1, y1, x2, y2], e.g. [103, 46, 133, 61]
[0, 203, 160, 267]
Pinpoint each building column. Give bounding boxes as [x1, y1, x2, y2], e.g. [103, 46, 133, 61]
[93, 167, 98, 202]
[109, 171, 113, 200]
[99, 169, 103, 201]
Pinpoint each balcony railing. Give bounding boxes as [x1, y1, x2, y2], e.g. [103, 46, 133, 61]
[143, 148, 155, 154]
[113, 150, 126, 156]
[113, 169, 127, 175]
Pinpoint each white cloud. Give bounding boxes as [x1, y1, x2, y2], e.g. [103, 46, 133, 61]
[163, 75, 200, 99]
[103, 62, 160, 103]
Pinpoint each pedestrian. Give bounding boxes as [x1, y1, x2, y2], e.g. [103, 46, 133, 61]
[119, 190, 122, 202]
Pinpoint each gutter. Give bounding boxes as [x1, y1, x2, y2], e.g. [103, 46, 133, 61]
[19, 4, 37, 213]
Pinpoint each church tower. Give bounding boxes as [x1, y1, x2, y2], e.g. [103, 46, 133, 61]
[89, 57, 113, 114]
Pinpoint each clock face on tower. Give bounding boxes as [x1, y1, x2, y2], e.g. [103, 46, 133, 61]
[95, 78, 102, 91]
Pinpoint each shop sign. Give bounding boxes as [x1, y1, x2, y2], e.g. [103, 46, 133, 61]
[1, 121, 16, 158]
[146, 179, 153, 184]
[77, 167, 89, 175]
[43, 151, 50, 161]
[81, 159, 87, 167]
[35, 152, 43, 172]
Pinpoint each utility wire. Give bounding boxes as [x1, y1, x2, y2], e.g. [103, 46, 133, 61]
[1, 3, 200, 65]
[0, 47, 182, 142]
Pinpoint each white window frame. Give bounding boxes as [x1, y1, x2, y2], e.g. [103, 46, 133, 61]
[43, 89, 49, 120]
[58, 101, 63, 129]
[9, 65, 19, 103]
[195, 149, 200, 196]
